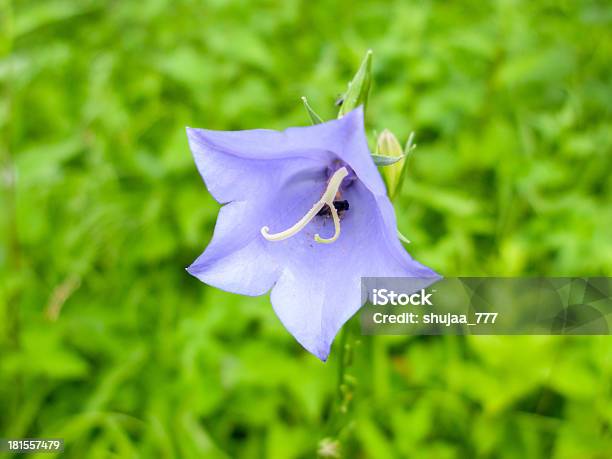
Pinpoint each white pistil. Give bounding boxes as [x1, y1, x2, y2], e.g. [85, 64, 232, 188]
[314, 203, 340, 244]
[261, 166, 348, 243]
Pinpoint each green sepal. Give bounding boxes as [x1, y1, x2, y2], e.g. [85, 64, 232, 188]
[302, 96, 323, 124]
[338, 50, 373, 118]
[397, 229, 411, 244]
[301, 96, 324, 125]
[371, 154, 406, 166]
[404, 131, 416, 155]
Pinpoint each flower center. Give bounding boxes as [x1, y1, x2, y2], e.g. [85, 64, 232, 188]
[261, 166, 349, 244]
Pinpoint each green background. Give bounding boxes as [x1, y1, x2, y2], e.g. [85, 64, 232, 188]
[1, 0, 611, 458]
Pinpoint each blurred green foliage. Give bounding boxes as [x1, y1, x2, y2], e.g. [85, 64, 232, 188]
[1, 0, 612, 458]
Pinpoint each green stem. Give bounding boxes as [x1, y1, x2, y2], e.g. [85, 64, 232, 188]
[335, 325, 349, 401]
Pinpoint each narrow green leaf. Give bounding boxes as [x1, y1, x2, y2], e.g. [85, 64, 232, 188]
[338, 50, 373, 118]
[301, 96, 324, 124]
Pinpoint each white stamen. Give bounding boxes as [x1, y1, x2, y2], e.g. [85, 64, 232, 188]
[261, 166, 348, 243]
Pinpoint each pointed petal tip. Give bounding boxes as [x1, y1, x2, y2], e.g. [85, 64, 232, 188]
[185, 126, 200, 140]
[314, 336, 334, 362]
[185, 263, 210, 286]
[314, 348, 330, 362]
[354, 104, 365, 115]
[318, 342, 331, 361]
[338, 104, 365, 123]
[185, 127, 199, 147]
[185, 263, 199, 278]
[425, 271, 444, 286]
[294, 335, 332, 362]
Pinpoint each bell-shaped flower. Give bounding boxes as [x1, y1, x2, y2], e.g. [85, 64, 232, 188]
[186, 107, 439, 361]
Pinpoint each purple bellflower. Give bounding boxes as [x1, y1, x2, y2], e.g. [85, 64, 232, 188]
[186, 107, 439, 361]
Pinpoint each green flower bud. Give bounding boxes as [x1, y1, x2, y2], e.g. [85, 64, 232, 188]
[376, 129, 406, 198]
